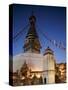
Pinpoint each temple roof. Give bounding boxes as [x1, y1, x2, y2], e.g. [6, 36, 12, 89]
[26, 27, 38, 38]
[23, 14, 41, 53]
[26, 15, 38, 38]
[44, 46, 54, 55]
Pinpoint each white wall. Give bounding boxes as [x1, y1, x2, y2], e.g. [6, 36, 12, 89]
[43, 54, 55, 83]
[13, 53, 43, 72]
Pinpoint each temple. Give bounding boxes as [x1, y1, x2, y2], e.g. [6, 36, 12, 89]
[11, 14, 66, 86]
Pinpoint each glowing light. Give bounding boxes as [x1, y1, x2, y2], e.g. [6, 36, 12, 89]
[36, 74, 41, 78]
[21, 76, 25, 80]
[32, 67, 42, 71]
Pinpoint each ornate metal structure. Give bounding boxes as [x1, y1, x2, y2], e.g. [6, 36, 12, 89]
[23, 14, 41, 53]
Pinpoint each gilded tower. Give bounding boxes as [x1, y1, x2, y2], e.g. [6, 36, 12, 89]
[23, 14, 41, 53]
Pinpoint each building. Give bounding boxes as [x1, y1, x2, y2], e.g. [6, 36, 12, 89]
[11, 14, 66, 86]
[55, 63, 66, 83]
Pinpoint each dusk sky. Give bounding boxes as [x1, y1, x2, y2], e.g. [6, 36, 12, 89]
[13, 4, 66, 63]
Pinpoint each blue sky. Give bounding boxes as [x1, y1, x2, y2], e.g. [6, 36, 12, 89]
[12, 4, 66, 63]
